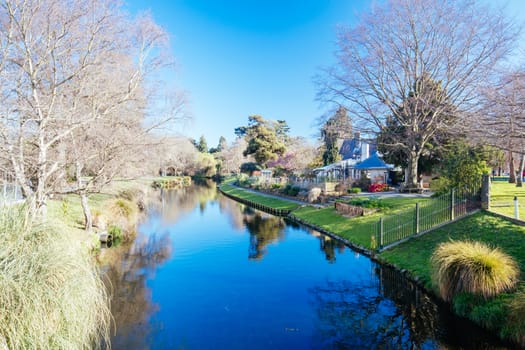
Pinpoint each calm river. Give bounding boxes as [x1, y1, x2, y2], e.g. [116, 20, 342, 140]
[104, 182, 513, 349]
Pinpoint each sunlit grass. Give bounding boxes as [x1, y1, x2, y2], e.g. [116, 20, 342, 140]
[292, 196, 432, 249]
[219, 183, 301, 211]
[379, 211, 525, 344]
[0, 205, 111, 349]
[490, 181, 525, 219]
[431, 240, 519, 301]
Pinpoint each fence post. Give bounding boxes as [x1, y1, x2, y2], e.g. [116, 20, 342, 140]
[514, 196, 519, 220]
[450, 189, 455, 221]
[379, 217, 384, 249]
[481, 174, 490, 210]
[415, 202, 420, 234]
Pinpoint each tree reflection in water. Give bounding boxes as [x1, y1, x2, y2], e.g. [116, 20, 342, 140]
[242, 207, 286, 260]
[310, 264, 510, 349]
[102, 231, 172, 349]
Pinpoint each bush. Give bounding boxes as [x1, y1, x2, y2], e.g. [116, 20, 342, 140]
[429, 177, 450, 195]
[271, 183, 282, 190]
[282, 184, 301, 197]
[431, 241, 519, 302]
[368, 183, 389, 192]
[108, 224, 124, 241]
[0, 206, 111, 349]
[348, 187, 362, 194]
[348, 197, 389, 210]
[107, 198, 139, 240]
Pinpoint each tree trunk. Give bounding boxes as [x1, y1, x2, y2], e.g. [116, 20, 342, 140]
[75, 161, 92, 231]
[80, 190, 92, 231]
[404, 150, 419, 190]
[509, 152, 516, 183]
[516, 153, 525, 187]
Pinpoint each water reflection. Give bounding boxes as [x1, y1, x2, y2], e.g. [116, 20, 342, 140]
[104, 183, 514, 349]
[243, 208, 286, 260]
[102, 231, 172, 349]
[310, 264, 513, 349]
[149, 179, 217, 225]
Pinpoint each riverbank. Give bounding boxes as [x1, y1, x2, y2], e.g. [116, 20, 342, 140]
[47, 176, 168, 252]
[219, 183, 525, 347]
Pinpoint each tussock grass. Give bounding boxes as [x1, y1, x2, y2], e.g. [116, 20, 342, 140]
[0, 205, 111, 349]
[431, 240, 519, 302]
[106, 198, 139, 239]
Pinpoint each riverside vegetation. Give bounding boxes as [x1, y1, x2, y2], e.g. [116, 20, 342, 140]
[0, 206, 111, 349]
[220, 179, 525, 347]
[0, 177, 163, 349]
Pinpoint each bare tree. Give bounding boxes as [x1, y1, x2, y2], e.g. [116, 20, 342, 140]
[478, 70, 525, 186]
[317, 0, 518, 189]
[0, 0, 185, 218]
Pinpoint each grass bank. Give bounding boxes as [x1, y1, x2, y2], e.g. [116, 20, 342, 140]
[291, 196, 431, 249]
[47, 178, 154, 248]
[378, 211, 525, 345]
[220, 184, 525, 345]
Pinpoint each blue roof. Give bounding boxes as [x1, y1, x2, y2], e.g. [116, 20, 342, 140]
[354, 152, 394, 170]
[339, 137, 376, 161]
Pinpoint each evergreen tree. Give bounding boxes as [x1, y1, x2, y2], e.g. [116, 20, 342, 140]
[197, 135, 208, 153]
[320, 106, 352, 165]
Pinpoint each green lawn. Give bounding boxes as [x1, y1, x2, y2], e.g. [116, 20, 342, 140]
[490, 181, 525, 219]
[218, 183, 301, 211]
[292, 195, 432, 249]
[378, 211, 525, 340]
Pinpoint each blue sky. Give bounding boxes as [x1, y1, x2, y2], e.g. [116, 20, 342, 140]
[126, 0, 525, 148]
[125, 0, 369, 146]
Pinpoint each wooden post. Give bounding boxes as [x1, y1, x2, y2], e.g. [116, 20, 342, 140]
[514, 196, 519, 220]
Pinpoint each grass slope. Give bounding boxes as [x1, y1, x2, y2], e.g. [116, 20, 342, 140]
[378, 211, 525, 341]
[292, 196, 431, 249]
[219, 183, 301, 211]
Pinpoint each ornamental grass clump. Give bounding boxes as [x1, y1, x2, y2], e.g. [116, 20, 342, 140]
[431, 240, 519, 302]
[0, 206, 111, 349]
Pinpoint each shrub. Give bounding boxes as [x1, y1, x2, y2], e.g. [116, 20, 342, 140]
[348, 187, 361, 194]
[431, 241, 519, 302]
[348, 197, 389, 210]
[282, 184, 301, 197]
[271, 183, 282, 190]
[368, 183, 389, 192]
[108, 224, 124, 241]
[0, 206, 111, 349]
[107, 198, 139, 240]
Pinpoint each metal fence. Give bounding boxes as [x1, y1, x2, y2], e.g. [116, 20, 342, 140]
[376, 186, 481, 251]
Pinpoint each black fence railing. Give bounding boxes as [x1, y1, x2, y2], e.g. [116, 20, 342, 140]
[376, 186, 481, 251]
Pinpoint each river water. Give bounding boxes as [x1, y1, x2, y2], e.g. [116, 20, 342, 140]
[104, 183, 513, 349]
